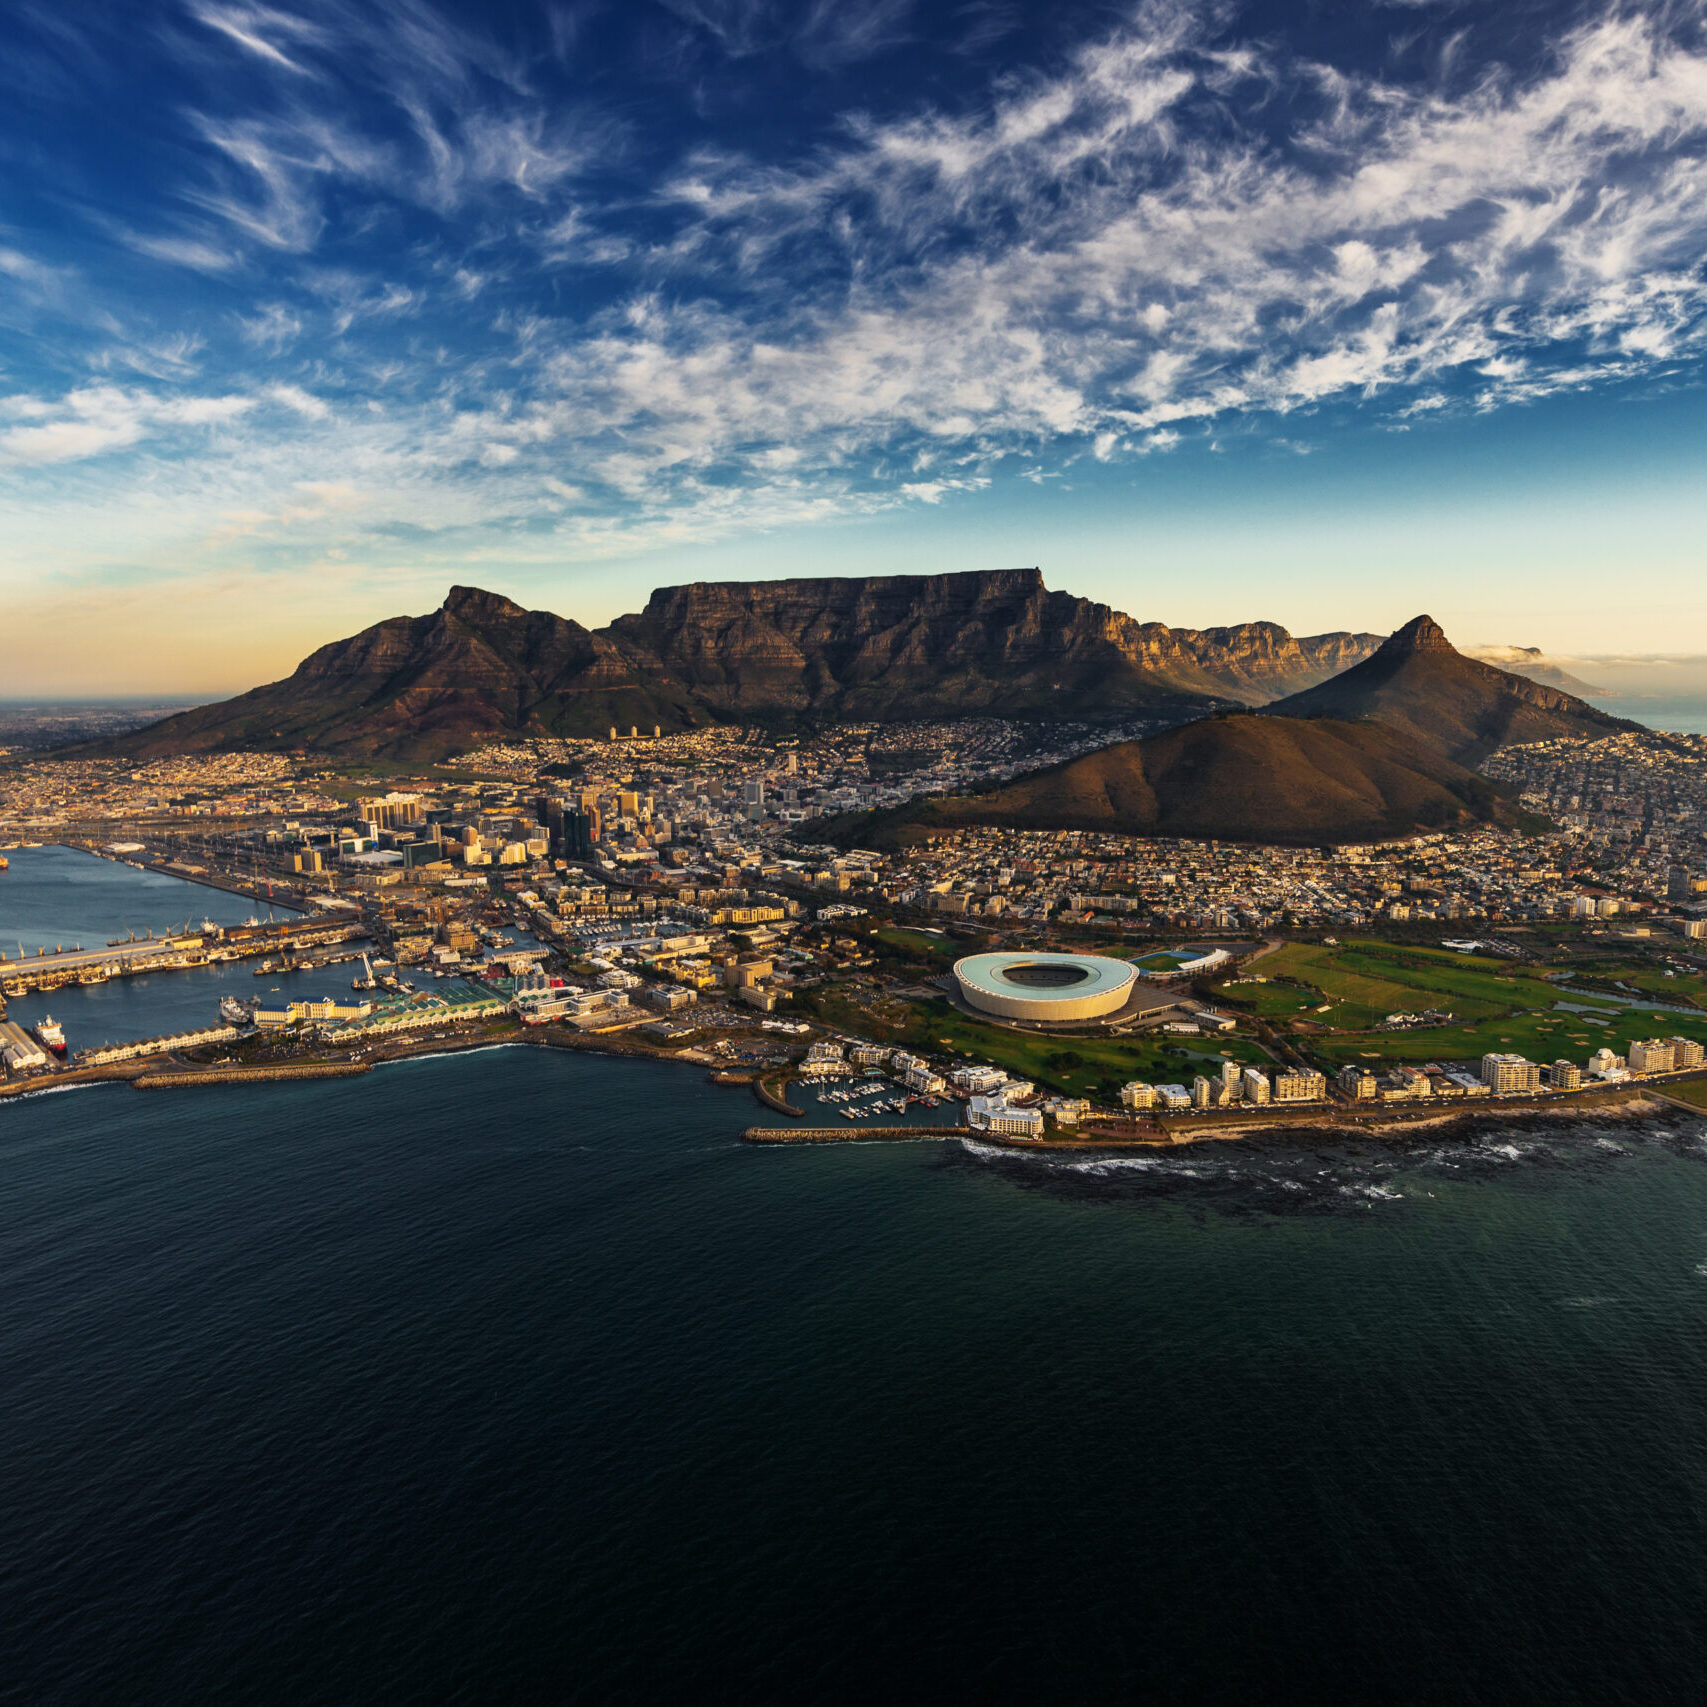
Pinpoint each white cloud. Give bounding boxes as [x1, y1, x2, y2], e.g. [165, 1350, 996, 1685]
[0, 385, 254, 465]
[11, 0, 1707, 592]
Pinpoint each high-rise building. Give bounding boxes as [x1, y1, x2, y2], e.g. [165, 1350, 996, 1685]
[358, 793, 424, 831]
[1273, 1068, 1327, 1102]
[1241, 1066, 1271, 1104]
[1337, 1065, 1378, 1100]
[1627, 1039, 1677, 1074]
[1549, 1060, 1584, 1090]
[1481, 1052, 1541, 1093]
[561, 808, 594, 859]
[1669, 1037, 1706, 1069]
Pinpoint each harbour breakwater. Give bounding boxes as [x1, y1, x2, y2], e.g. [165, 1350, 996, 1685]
[744, 1125, 966, 1143]
[133, 1062, 373, 1089]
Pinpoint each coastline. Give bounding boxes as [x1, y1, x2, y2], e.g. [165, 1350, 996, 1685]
[743, 1081, 1703, 1150]
[7, 1021, 1704, 1160]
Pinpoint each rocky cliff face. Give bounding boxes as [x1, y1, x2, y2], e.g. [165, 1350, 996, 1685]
[93, 572, 1385, 761]
[608, 570, 1381, 721]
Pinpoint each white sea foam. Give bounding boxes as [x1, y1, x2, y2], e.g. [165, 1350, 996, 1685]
[0, 1081, 113, 1106]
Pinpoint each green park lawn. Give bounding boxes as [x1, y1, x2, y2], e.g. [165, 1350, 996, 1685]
[1211, 937, 1707, 1069]
[1664, 1078, 1707, 1112]
[873, 927, 959, 962]
[1218, 940, 1562, 1030]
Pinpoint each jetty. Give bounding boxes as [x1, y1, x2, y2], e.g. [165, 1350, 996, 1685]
[743, 1124, 965, 1142]
[133, 1062, 372, 1089]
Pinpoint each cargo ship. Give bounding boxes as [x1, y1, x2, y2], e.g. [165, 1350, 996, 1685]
[32, 1016, 66, 1057]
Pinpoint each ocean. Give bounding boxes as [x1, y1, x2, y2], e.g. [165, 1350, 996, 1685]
[0, 844, 323, 1055]
[1, 843, 296, 956]
[7, 1050, 1707, 1704]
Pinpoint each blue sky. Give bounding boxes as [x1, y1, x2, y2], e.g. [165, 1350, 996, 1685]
[2, 0, 1706, 693]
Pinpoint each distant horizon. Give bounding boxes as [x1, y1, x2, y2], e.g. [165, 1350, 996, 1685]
[7, 569, 1707, 706]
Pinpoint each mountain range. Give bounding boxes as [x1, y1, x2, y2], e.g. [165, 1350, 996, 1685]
[817, 615, 1637, 849]
[84, 572, 1381, 762]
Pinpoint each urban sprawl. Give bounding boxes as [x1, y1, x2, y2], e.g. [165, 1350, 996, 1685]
[3, 723, 1706, 1137]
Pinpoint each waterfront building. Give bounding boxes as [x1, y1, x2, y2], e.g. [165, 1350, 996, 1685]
[967, 1096, 1044, 1137]
[75, 1024, 240, 1066]
[1549, 1060, 1584, 1090]
[1481, 1052, 1542, 1094]
[1627, 1039, 1677, 1074]
[1120, 1081, 1156, 1110]
[1669, 1037, 1706, 1068]
[1337, 1066, 1378, 1101]
[1241, 1066, 1271, 1105]
[1, 1020, 50, 1071]
[1273, 1067, 1327, 1102]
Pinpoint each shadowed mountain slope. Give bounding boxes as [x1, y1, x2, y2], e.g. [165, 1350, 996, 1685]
[94, 587, 701, 763]
[817, 713, 1523, 850]
[1266, 616, 1636, 764]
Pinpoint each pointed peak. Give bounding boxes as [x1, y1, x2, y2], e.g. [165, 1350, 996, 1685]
[1378, 614, 1456, 657]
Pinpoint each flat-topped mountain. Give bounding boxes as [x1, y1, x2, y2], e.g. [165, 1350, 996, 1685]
[84, 573, 1385, 761]
[1266, 615, 1636, 764]
[816, 712, 1520, 850]
[607, 571, 1379, 721]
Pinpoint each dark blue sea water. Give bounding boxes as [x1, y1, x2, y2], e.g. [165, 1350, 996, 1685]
[0, 845, 333, 1053]
[7, 1049, 1707, 1704]
[1, 843, 295, 957]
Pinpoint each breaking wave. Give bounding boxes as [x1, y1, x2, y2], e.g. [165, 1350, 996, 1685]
[946, 1113, 1707, 1215]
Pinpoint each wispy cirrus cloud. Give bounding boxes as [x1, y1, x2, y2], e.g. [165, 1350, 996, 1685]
[3, 0, 1707, 598]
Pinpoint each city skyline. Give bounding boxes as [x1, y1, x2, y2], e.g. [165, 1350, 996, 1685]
[4, 0, 1707, 693]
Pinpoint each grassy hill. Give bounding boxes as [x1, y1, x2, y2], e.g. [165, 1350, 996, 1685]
[819, 712, 1527, 850]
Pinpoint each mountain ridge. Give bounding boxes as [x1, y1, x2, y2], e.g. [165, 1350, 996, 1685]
[1265, 611, 1637, 763]
[76, 573, 1387, 761]
[812, 613, 1622, 848]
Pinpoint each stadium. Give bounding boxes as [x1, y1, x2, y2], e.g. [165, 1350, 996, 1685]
[953, 951, 1140, 1024]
